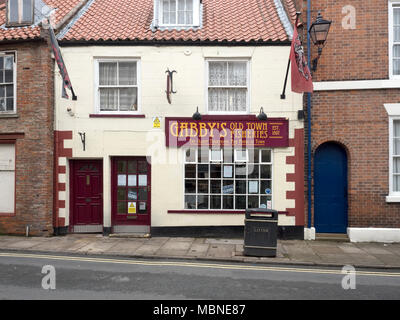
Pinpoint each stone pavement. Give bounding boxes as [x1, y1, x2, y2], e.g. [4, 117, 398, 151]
[1, 234, 400, 269]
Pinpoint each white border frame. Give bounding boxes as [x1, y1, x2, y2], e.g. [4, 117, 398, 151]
[0, 51, 17, 115]
[158, 0, 200, 27]
[94, 58, 141, 115]
[205, 58, 251, 115]
[389, 1, 400, 79]
[385, 103, 400, 202]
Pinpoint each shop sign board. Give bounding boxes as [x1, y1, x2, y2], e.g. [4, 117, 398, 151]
[165, 117, 289, 148]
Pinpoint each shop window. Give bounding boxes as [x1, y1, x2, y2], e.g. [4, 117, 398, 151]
[184, 148, 272, 210]
[207, 60, 249, 113]
[96, 60, 140, 113]
[0, 53, 15, 114]
[0, 143, 15, 214]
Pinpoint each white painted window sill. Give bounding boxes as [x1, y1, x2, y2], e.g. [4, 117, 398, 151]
[386, 195, 400, 203]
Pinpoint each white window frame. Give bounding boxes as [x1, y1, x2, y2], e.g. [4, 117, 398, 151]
[389, 1, 400, 79]
[385, 104, 400, 202]
[183, 147, 273, 210]
[6, 0, 34, 27]
[94, 58, 141, 115]
[157, 0, 200, 27]
[0, 51, 17, 115]
[205, 59, 251, 115]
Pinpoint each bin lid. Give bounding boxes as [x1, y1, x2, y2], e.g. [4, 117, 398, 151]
[245, 208, 278, 220]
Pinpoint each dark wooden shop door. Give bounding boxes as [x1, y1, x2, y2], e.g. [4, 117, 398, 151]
[112, 157, 151, 226]
[71, 160, 103, 226]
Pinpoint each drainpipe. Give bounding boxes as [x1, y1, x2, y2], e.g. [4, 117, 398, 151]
[307, 0, 312, 229]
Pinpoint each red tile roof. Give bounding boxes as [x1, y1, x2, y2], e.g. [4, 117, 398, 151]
[61, 0, 295, 43]
[0, 0, 82, 41]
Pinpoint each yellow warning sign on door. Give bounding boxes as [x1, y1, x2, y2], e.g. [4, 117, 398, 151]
[128, 202, 136, 214]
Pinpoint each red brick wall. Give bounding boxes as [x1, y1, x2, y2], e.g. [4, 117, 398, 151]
[309, 90, 400, 228]
[300, 0, 389, 81]
[0, 40, 54, 236]
[300, 1, 400, 228]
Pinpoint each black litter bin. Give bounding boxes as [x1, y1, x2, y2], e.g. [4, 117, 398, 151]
[244, 208, 278, 257]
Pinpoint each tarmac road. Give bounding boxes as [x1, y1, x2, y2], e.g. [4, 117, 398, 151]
[0, 251, 400, 301]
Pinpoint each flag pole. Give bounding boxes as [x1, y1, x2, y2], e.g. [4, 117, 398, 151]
[280, 12, 301, 100]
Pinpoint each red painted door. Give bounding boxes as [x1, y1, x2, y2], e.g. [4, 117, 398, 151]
[112, 157, 151, 226]
[71, 160, 103, 226]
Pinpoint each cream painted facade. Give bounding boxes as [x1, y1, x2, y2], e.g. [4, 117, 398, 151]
[54, 45, 303, 232]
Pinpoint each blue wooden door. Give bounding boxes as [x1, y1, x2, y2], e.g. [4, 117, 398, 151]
[314, 143, 348, 233]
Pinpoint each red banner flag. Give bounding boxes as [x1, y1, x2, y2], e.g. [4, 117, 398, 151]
[290, 25, 313, 93]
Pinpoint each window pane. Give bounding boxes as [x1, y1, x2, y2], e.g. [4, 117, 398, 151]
[185, 164, 196, 178]
[117, 188, 126, 200]
[22, 0, 33, 22]
[197, 180, 209, 193]
[197, 195, 208, 209]
[235, 164, 246, 178]
[235, 180, 246, 194]
[186, 11, 193, 24]
[128, 161, 136, 173]
[394, 59, 400, 76]
[163, 0, 170, 24]
[235, 150, 248, 162]
[117, 161, 126, 173]
[198, 149, 209, 163]
[260, 165, 271, 179]
[185, 180, 196, 193]
[119, 62, 137, 85]
[227, 88, 247, 112]
[210, 164, 221, 178]
[394, 138, 400, 155]
[210, 195, 221, 209]
[235, 196, 246, 209]
[185, 148, 196, 163]
[395, 26, 400, 42]
[223, 180, 234, 194]
[128, 175, 137, 186]
[260, 196, 272, 209]
[178, 10, 185, 24]
[100, 88, 118, 111]
[128, 188, 137, 200]
[99, 62, 118, 85]
[6, 98, 13, 111]
[0, 98, 6, 112]
[118, 174, 126, 186]
[119, 88, 137, 111]
[185, 195, 196, 209]
[394, 158, 400, 174]
[228, 62, 247, 86]
[210, 180, 221, 194]
[248, 196, 259, 208]
[208, 88, 227, 111]
[394, 8, 400, 25]
[117, 202, 127, 214]
[9, 0, 19, 23]
[0, 86, 4, 98]
[209, 62, 227, 86]
[223, 196, 233, 209]
[261, 150, 271, 163]
[394, 175, 400, 192]
[394, 120, 400, 137]
[5, 56, 13, 71]
[138, 175, 147, 186]
[6, 85, 13, 98]
[248, 164, 259, 178]
[138, 188, 148, 200]
[260, 180, 272, 194]
[197, 164, 209, 178]
[210, 149, 222, 162]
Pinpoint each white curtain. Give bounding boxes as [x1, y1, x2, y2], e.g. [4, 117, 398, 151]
[209, 61, 247, 112]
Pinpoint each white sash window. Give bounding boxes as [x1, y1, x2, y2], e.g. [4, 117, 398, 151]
[207, 60, 249, 113]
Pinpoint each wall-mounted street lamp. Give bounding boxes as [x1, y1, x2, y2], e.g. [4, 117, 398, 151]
[308, 11, 332, 71]
[257, 107, 268, 121]
[192, 107, 202, 121]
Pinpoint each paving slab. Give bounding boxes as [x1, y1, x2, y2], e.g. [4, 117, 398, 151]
[206, 244, 235, 258]
[77, 239, 122, 254]
[134, 244, 162, 256]
[205, 239, 244, 245]
[187, 243, 210, 257]
[104, 240, 146, 255]
[1, 238, 45, 250]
